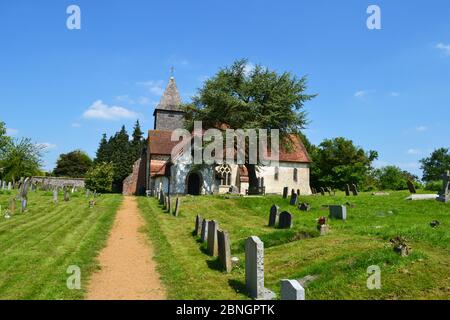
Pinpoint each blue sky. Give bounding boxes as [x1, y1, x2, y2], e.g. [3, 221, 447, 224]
[0, 0, 449, 178]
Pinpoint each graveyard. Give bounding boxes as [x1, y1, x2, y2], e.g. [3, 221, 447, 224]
[0, 189, 122, 299]
[138, 191, 450, 300]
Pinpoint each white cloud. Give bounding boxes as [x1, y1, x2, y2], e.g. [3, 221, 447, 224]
[137, 80, 165, 96]
[436, 43, 450, 55]
[416, 125, 428, 132]
[116, 95, 135, 105]
[6, 128, 18, 136]
[83, 100, 138, 121]
[354, 90, 375, 99]
[38, 142, 57, 150]
[407, 148, 421, 155]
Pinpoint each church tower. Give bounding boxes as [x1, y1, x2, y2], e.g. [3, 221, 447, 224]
[153, 76, 185, 131]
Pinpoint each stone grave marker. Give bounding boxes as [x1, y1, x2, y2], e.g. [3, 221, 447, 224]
[217, 229, 232, 273]
[159, 190, 164, 205]
[64, 187, 70, 202]
[268, 205, 279, 227]
[53, 188, 58, 203]
[282, 187, 288, 199]
[173, 197, 180, 216]
[194, 214, 203, 236]
[201, 219, 209, 242]
[297, 189, 300, 196]
[345, 184, 350, 196]
[7, 182, 11, 191]
[278, 211, 293, 229]
[437, 171, 450, 203]
[289, 193, 298, 206]
[207, 220, 219, 256]
[351, 184, 358, 196]
[280, 279, 305, 300]
[407, 180, 417, 194]
[329, 205, 347, 220]
[298, 203, 311, 211]
[245, 236, 276, 300]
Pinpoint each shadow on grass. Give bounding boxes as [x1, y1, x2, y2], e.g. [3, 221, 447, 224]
[206, 258, 223, 271]
[228, 279, 249, 298]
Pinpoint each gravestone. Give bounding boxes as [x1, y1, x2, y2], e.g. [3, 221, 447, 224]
[7, 182, 11, 191]
[268, 205, 279, 227]
[159, 190, 164, 205]
[21, 198, 27, 213]
[163, 195, 168, 209]
[200, 219, 209, 242]
[320, 187, 325, 196]
[245, 236, 276, 300]
[278, 211, 293, 229]
[345, 184, 350, 196]
[194, 214, 203, 236]
[298, 203, 311, 211]
[351, 184, 358, 196]
[173, 197, 180, 216]
[207, 220, 219, 256]
[280, 279, 305, 300]
[329, 205, 347, 220]
[217, 229, 232, 273]
[86, 189, 90, 198]
[64, 187, 70, 202]
[437, 171, 450, 203]
[167, 195, 171, 213]
[297, 189, 300, 196]
[320, 224, 330, 236]
[311, 187, 316, 195]
[2, 181, 6, 190]
[89, 200, 95, 209]
[53, 188, 58, 203]
[289, 193, 298, 206]
[9, 198, 16, 215]
[282, 187, 288, 199]
[407, 180, 417, 194]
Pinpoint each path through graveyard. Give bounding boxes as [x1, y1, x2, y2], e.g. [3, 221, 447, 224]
[86, 196, 166, 300]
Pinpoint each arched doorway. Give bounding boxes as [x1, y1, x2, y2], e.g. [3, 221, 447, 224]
[186, 172, 202, 195]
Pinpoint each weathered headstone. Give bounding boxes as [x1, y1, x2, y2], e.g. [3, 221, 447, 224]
[200, 219, 209, 242]
[173, 197, 180, 216]
[282, 187, 288, 199]
[163, 195, 168, 209]
[194, 214, 203, 236]
[268, 205, 279, 227]
[320, 224, 330, 236]
[7, 182, 11, 191]
[64, 187, 70, 202]
[278, 211, 293, 229]
[298, 203, 311, 211]
[280, 279, 305, 300]
[297, 189, 300, 196]
[207, 220, 219, 256]
[217, 229, 232, 273]
[351, 184, 358, 196]
[437, 171, 450, 203]
[407, 180, 417, 194]
[21, 198, 27, 213]
[289, 193, 298, 206]
[329, 205, 347, 220]
[53, 188, 58, 203]
[345, 184, 350, 196]
[159, 190, 164, 205]
[245, 236, 276, 300]
[167, 195, 171, 213]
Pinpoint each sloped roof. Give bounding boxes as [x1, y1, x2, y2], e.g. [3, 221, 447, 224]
[148, 130, 311, 163]
[155, 77, 182, 111]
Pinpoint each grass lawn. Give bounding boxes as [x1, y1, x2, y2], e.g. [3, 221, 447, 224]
[0, 190, 122, 300]
[138, 191, 450, 300]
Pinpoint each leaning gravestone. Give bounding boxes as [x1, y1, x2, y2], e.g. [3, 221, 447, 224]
[282, 187, 288, 199]
[289, 193, 298, 206]
[207, 220, 219, 256]
[407, 180, 417, 194]
[194, 214, 203, 236]
[437, 171, 450, 203]
[329, 205, 347, 220]
[298, 203, 311, 212]
[345, 184, 350, 196]
[278, 211, 293, 229]
[245, 236, 276, 300]
[217, 229, 232, 273]
[268, 205, 279, 227]
[173, 197, 180, 216]
[351, 184, 358, 196]
[201, 219, 209, 242]
[280, 279, 305, 300]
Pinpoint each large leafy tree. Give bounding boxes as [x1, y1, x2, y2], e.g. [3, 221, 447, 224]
[310, 137, 378, 190]
[420, 148, 450, 182]
[0, 122, 11, 153]
[183, 59, 316, 193]
[374, 165, 417, 191]
[53, 150, 93, 178]
[0, 138, 44, 182]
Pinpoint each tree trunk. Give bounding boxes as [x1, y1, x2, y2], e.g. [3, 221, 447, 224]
[245, 164, 259, 195]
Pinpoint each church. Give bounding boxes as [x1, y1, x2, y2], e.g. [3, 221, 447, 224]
[122, 76, 312, 196]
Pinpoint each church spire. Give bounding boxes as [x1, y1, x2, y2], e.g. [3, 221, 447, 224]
[156, 75, 182, 111]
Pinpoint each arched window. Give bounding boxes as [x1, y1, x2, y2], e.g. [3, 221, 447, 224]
[293, 168, 298, 182]
[216, 164, 232, 186]
[274, 167, 279, 181]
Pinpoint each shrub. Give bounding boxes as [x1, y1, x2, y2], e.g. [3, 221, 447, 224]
[85, 162, 114, 193]
[424, 180, 442, 192]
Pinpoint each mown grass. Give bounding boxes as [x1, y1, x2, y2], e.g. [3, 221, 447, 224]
[138, 191, 450, 300]
[0, 190, 122, 300]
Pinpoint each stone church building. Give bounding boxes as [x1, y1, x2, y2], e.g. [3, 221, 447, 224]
[123, 76, 312, 196]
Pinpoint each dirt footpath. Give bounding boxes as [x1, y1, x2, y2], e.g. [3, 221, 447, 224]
[86, 196, 166, 300]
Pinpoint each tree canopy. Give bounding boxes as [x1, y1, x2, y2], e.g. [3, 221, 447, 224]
[53, 150, 93, 178]
[183, 59, 316, 193]
[420, 148, 450, 182]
